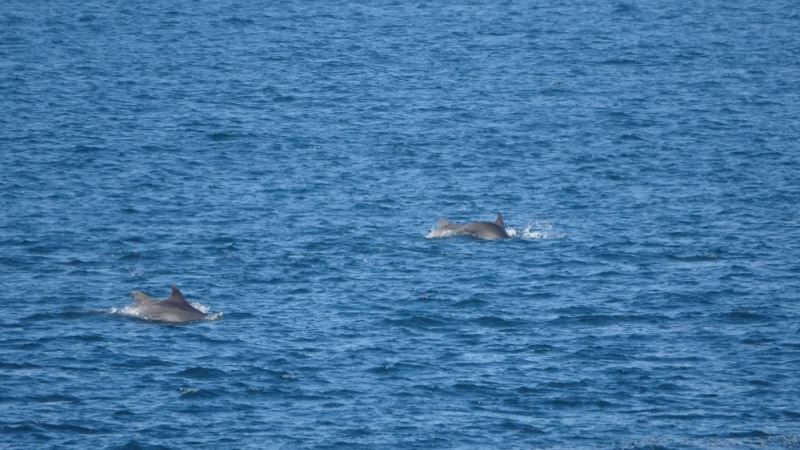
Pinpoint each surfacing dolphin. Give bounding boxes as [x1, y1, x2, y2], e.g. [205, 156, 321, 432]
[428, 213, 511, 240]
[128, 285, 208, 323]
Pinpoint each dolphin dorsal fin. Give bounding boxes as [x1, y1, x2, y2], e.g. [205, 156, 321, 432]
[495, 213, 505, 227]
[166, 285, 190, 306]
[132, 291, 154, 306]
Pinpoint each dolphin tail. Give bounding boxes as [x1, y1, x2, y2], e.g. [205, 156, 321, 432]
[495, 212, 505, 227]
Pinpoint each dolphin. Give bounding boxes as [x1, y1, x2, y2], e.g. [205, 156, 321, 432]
[428, 213, 511, 240]
[128, 285, 208, 323]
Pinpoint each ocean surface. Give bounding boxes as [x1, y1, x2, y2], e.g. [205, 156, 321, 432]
[2, 1, 799, 448]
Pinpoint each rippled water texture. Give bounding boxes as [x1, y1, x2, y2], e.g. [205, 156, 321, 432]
[2, 1, 799, 448]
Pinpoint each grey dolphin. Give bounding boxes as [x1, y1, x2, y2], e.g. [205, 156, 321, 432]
[428, 213, 510, 240]
[129, 285, 207, 323]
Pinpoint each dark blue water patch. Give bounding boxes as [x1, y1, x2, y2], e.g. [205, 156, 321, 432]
[452, 298, 489, 308]
[382, 315, 450, 330]
[222, 17, 255, 27]
[111, 357, 174, 369]
[272, 94, 296, 103]
[717, 309, 772, 324]
[35, 333, 106, 344]
[0, 360, 41, 370]
[471, 315, 520, 328]
[652, 382, 683, 393]
[206, 132, 255, 142]
[115, 440, 172, 450]
[30, 394, 82, 404]
[549, 313, 670, 327]
[18, 310, 90, 322]
[740, 334, 778, 345]
[0, 423, 40, 435]
[668, 254, 722, 263]
[542, 396, 621, 410]
[34, 421, 109, 435]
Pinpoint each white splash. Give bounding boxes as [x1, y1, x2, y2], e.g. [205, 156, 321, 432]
[425, 227, 458, 239]
[513, 219, 567, 240]
[188, 302, 224, 321]
[109, 304, 142, 319]
[192, 302, 224, 321]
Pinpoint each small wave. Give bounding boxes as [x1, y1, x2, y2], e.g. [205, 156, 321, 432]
[116, 439, 169, 450]
[0, 423, 38, 433]
[551, 313, 668, 326]
[453, 382, 497, 394]
[178, 387, 221, 399]
[499, 420, 545, 434]
[223, 17, 255, 26]
[0, 362, 40, 370]
[112, 357, 174, 368]
[505, 344, 557, 356]
[719, 310, 770, 323]
[626, 434, 800, 450]
[368, 361, 401, 374]
[613, 2, 639, 14]
[20, 310, 90, 322]
[207, 132, 241, 141]
[452, 298, 488, 308]
[669, 254, 721, 263]
[384, 315, 448, 329]
[38, 421, 107, 434]
[31, 394, 81, 403]
[472, 316, 518, 328]
[35, 334, 105, 344]
[367, 361, 422, 376]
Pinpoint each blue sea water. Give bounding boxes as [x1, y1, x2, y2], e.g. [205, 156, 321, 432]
[2, 0, 800, 448]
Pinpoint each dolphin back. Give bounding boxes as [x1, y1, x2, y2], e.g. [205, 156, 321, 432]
[428, 214, 511, 240]
[461, 222, 509, 240]
[128, 285, 208, 323]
